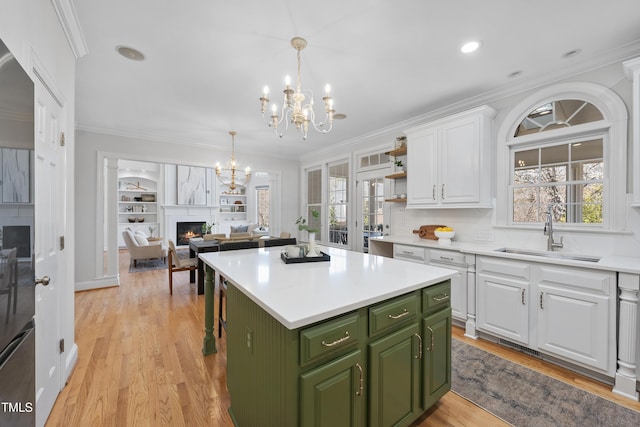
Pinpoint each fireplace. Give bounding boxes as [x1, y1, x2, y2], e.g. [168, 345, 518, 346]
[176, 221, 205, 245]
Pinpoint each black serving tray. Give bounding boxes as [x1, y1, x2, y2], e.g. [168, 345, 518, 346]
[281, 251, 330, 264]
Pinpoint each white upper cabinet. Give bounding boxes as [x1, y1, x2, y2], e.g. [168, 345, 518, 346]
[405, 105, 496, 208]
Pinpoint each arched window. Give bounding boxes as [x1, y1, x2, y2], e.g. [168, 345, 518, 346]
[496, 82, 627, 231]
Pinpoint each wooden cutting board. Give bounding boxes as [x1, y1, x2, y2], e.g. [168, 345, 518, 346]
[412, 225, 446, 240]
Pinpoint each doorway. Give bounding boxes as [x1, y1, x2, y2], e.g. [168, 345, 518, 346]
[356, 169, 390, 252]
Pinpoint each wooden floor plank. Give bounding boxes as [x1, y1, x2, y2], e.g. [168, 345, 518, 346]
[45, 249, 640, 426]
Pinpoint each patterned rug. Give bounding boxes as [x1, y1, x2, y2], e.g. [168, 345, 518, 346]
[128, 258, 167, 273]
[451, 338, 640, 426]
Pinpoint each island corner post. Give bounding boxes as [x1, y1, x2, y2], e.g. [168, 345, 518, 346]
[202, 264, 217, 355]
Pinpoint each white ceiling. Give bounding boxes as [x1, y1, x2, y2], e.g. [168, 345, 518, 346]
[73, 0, 640, 160]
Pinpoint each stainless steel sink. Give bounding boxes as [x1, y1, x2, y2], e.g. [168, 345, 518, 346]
[494, 248, 601, 263]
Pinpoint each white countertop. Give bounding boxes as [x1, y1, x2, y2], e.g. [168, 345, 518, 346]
[370, 235, 640, 274]
[199, 246, 456, 330]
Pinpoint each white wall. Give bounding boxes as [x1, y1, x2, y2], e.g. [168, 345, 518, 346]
[303, 59, 640, 258]
[74, 130, 300, 288]
[0, 0, 78, 403]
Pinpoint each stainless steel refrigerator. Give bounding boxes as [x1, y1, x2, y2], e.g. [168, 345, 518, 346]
[0, 37, 36, 427]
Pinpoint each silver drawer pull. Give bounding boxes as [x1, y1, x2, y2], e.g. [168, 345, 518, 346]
[321, 331, 350, 347]
[439, 256, 454, 262]
[402, 250, 414, 255]
[433, 293, 449, 302]
[388, 308, 409, 319]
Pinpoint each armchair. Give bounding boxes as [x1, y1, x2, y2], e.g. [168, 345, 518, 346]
[122, 228, 167, 267]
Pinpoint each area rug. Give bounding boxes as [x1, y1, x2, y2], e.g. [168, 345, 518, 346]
[128, 258, 167, 273]
[128, 249, 192, 272]
[451, 338, 640, 427]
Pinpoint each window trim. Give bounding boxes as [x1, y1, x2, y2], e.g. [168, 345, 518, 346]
[496, 82, 627, 232]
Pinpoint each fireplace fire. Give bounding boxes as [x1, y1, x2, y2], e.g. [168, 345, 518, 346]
[176, 221, 205, 245]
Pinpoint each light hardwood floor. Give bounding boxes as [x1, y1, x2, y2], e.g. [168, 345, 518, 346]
[46, 250, 640, 426]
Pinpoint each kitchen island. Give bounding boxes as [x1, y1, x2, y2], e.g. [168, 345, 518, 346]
[200, 246, 456, 426]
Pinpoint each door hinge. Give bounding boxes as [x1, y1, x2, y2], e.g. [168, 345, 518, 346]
[59, 132, 65, 146]
[59, 236, 65, 250]
[59, 339, 65, 353]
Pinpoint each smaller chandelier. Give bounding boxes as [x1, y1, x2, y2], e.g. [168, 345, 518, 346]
[260, 37, 335, 140]
[215, 131, 251, 192]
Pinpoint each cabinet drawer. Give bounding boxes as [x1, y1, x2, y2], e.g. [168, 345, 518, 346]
[477, 256, 530, 280]
[300, 312, 359, 365]
[422, 281, 451, 315]
[394, 244, 426, 263]
[369, 292, 419, 336]
[428, 249, 466, 266]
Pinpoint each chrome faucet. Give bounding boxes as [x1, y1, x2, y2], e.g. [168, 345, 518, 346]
[544, 204, 564, 251]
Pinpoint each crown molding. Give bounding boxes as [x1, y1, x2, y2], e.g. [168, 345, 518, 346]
[51, 0, 88, 58]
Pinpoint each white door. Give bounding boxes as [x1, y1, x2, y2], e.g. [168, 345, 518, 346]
[356, 169, 390, 253]
[34, 80, 65, 427]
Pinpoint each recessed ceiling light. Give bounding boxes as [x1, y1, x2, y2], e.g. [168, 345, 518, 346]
[461, 41, 481, 54]
[116, 45, 145, 61]
[508, 70, 523, 78]
[562, 49, 581, 59]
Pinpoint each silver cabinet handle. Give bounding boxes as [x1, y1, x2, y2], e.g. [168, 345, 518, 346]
[321, 331, 350, 347]
[414, 333, 423, 359]
[402, 250, 414, 255]
[426, 326, 435, 351]
[433, 293, 449, 302]
[355, 363, 364, 396]
[540, 292, 544, 309]
[521, 288, 525, 305]
[388, 308, 409, 319]
[441, 184, 445, 199]
[439, 256, 454, 262]
[432, 184, 436, 200]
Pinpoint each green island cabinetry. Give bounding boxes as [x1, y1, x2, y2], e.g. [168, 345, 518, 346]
[226, 280, 452, 427]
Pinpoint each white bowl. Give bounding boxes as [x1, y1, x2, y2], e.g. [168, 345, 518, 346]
[434, 230, 455, 245]
[434, 230, 455, 239]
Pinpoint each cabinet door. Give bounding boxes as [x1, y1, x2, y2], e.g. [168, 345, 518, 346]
[368, 323, 421, 427]
[300, 350, 364, 427]
[477, 273, 529, 345]
[422, 308, 451, 409]
[406, 128, 438, 207]
[439, 117, 480, 204]
[537, 285, 611, 372]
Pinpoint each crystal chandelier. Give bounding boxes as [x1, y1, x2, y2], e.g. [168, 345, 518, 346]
[259, 37, 335, 140]
[215, 131, 251, 192]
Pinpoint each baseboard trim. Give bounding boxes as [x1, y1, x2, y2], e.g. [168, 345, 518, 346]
[75, 275, 119, 291]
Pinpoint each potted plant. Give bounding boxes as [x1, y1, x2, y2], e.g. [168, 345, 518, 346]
[296, 209, 320, 256]
[201, 222, 215, 234]
[148, 225, 156, 238]
[394, 159, 405, 172]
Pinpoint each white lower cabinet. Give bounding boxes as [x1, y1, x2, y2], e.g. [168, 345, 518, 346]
[476, 257, 530, 345]
[536, 265, 614, 373]
[477, 256, 616, 376]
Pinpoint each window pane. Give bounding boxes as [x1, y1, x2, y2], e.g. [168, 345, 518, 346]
[571, 139, 603, 162]
[540, 185, 566, 214]
[514, 100, 604, 137]
[307, 169, 322, 204]
[540, 145, 568, 166]
[540, 165, 566, 183]
[514, 148, 538, 169]
[329, 162, 348, 246]
[514, 168, 538, 185]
